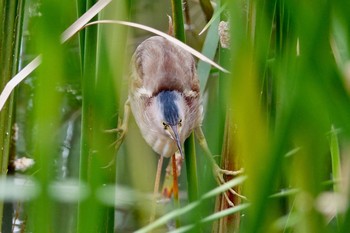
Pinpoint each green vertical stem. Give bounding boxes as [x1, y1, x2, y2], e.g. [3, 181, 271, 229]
[0, 0, 19, 177]
[213, 0, 243, 230]
[0, 0, 25, 231]
[184, 134, 201, 232]
[77, 0, 123, 232]
[172, 0, 185, 225]
[77, 1, 100, 232]
[330, 125, 341, 228]
[171, 0, 199, 228]
[330, 126, 341, 193]
[184, 134, 199, 203]
[29, 0, 68, 232]
[76, 0, 86, 66]
[171, 0, 185, 42]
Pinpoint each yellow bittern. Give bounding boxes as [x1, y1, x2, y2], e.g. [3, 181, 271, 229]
[116, 35, 243, 208]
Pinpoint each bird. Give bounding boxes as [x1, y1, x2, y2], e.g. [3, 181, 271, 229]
[114, 34, 244, 212]
[129, 36, 202, 160]
[128, 36, 202, 209]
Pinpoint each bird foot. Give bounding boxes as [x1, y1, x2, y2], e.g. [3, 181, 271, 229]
[213, 164, 246, 206]
[104, 99, 130, 149]
[105, 117, 127, 149]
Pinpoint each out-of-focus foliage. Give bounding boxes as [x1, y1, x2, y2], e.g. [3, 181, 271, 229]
[1, 0, 350, 232]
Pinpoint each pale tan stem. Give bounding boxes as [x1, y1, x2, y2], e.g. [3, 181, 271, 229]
[150, 155, 164, 223]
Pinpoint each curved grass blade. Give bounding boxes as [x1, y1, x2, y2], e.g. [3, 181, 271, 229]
[198, 2, 227, 36]
[84, 20, 229, 73]
[135, 176, 247, 233]
[197, 6, 220, 92]
[0, 56, 41, 111]
[167, 203, 250, 233]
[61, 0, 112, 43]
[0, 0, 111, 112]
[201, 203, 250, 223]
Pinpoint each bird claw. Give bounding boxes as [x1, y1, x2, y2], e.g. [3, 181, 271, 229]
[104, 99, 130, 149]
[213, 164, 247, 206]
[105, 118, 127, 149]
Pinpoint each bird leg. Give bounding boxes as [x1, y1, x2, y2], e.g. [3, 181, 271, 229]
[161, 152, 183, 199]
[150, 155, 164, 223]
[171, 153, 180, 201]
[105, 99, 130, 149]
[194, 127, 246, 205]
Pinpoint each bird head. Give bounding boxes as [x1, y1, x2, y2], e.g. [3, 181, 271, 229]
[152, 90, 186, 157]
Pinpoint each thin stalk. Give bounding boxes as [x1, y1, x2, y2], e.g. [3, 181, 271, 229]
[77, 0, 101, 232]
[0, 0, 25, 231]
[77, 0, 125, 231]
[0, 0, 19, 175]
[213, 1, 244, 231]
[171, 0, 199, 228]
[198, 8, 221, 228]
[330, 126, 341, 193]
[330, 125, 342, 228]
[76, 0, 86, 67]
[184, 134, 199, 204]
[29, 0, 68, 232]
[171, 0, 185, 42]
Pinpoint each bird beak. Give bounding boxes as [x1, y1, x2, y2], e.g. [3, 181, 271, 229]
[170, 125, 184, 157]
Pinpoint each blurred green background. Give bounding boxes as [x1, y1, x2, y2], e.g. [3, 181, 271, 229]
[1, 0, 350, 232]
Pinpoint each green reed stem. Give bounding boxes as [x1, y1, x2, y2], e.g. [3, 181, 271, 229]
[171, 0, 185, 42]
[0, 0, 25, 231]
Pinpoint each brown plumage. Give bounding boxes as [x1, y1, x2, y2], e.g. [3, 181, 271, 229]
[129, 36, 202, 157]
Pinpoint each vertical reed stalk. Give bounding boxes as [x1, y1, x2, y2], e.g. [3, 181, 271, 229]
[28, 0, 69, 232]
[0, 0, 25, 231]
[77, 0, 126, 231]
[171, 0, 186, 43]
[77, 0, 115, 232]
[170, 0, 202, 229]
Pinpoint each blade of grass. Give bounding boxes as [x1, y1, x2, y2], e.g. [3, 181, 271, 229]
[0, 56, 41, 111]
[0, 0, 112, 112]
[197, 4, 220, 92]
[330, 125, 342, 228]
[135, 176, 247, 233]
[330, 126, 341, 194]
[198, 3, 226, 36]
[199, 0, 214, 22]
[84, 20, 229, 73]
[168, 203, 250, 233]
[61, 0, 111, 43]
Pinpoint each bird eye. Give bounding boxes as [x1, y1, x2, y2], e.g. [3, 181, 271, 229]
[162, 122, 168, 129]
[178, 119, 182, 127]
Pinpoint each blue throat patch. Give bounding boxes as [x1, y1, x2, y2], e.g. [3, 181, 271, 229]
[158, 91, 179, 126]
